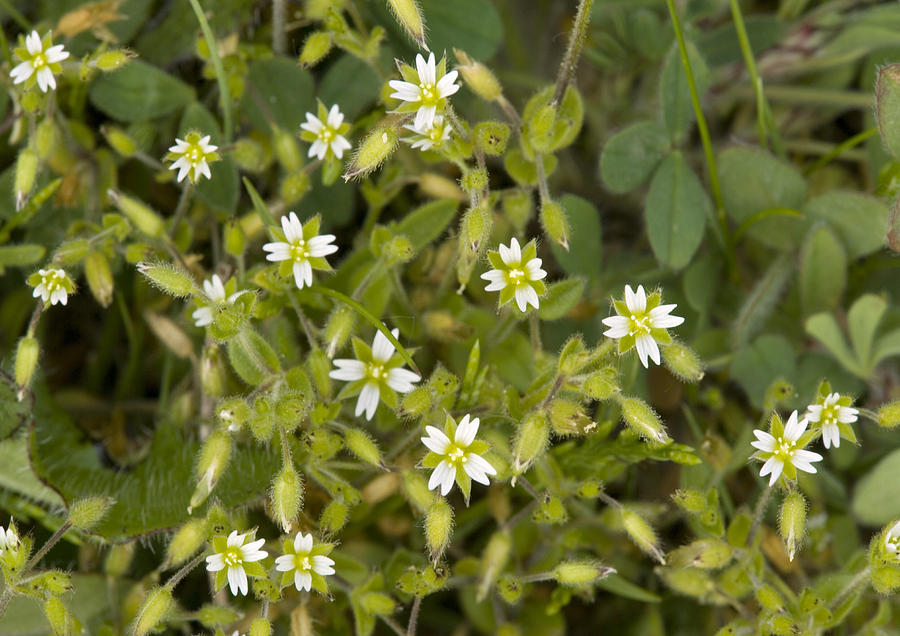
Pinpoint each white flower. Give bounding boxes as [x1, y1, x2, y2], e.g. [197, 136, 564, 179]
[389, 52, 460, 130]
[274, 532, 336, 593]
[300, 103, 352, 161]
[10, 31, 69, 93]
[750, 411, 823, 487]
[402, 115, 451, 152]
[421, 414, 497, 497]
[192, 274, 246, 327]
[885, 521, 900, 559]
[601, 284, 684, 368]
[329, 328, 420, 421]
[262, 212, 338, 290]
[805, 392, 858, 449]
[166, 131, 219, 183]
[29, 268, 73, 306]
[205, 530, 268, 596]
[0, 525, 18, 552]
[480, 237, 547, 313]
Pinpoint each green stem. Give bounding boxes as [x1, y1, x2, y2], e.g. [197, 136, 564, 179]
[169, 183, 194, 237]
[25, 521, 72, 572]
[747, 485, 773, 547]
[187, 0, 234, 143]
[729, 0, 784, 156]
[552, 0, 595, 105]
[804, 127, 877, 176]
[166, 553, 206, 590]
[406, 596, 422, 636]
[272, 0, 287, 55]
[665, 0, 730, 253]
[831, 565, 870, 610]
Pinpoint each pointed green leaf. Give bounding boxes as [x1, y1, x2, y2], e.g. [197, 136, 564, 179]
[847, 293, 887, 371]
[600, 121, 670, 194]
[89, 60, 194, 121]
[799, 224, 846, 315]
[805, 312, 863, 377]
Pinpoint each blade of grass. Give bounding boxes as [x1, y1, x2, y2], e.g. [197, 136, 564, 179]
[187, 0, 233, 143]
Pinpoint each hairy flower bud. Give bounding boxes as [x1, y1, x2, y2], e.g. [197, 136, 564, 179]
[425, 498, 453, 562]
[165, 519, 207, 567]
[621, 507, 665, 564]
[44, 597, 69, 636]
[779, 490, 806, 562]
[136, 261, 194, 297]
[14, 336, 39, 395]
[344, 126, 398, 180]
[387, 0, 426, 47]
[512, 411, 550, 476]
[250, 618, 272, 636]
[582, 367, 619, 401]
[108, 190, 165, 238]
[189, 429, 231, 512]
[539, 199, 570, 251]
[345, 429, 384, 468]
[15, 148, 39, 211]
[271, 462, 303, 532]
[877, 400, 900, 428]
[84, 250, 114, 307]
[477, 530, 511, 601]
[554, 561, 615, 586]
[299, 31, 333, 67]
[68, 496, 114, 530]
[662, 341, 705, 383]
[620, 397, 670, 444]
[325, 305, 355, 357]
[319, 499, 349, 535]
[454, 49, 502, 102]
[133, 587, 173, 636]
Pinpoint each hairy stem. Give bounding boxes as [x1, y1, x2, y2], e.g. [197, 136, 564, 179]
[553, 0, 595, 105]
[188, 0, 234, 143]
[747, 485, 773, 547]
[272, 0, 287, 55]
[406, 596, 422, 636]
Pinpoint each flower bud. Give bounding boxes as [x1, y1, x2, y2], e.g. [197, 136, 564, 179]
[532, 495, 568, 524]
[662, 342, 704, 383]
[474, 121, 510, 156]
[189, 430, 231, 512]
[145, 312, 194, 359]
[101, 125, 138, 157]
[539, 199, 570, 251]
[344, 126, 398, 180]
[497, 574, 522, 604]
[325, 305, 355, 357]
[14, 336, 39, 395]
[668, 539, 732, 569]
[84, 250, 114, 307]
[15, 148, 39, 211]
[299, 31, 333, 67]
[232, 136, 268, 173]
[672, 489, 706, 514]
[359, 591, 397, 616]
[35, 119, 60, 160]
[383, 235, 414, 266]
[250, 618, 272, 636]
[307, 348, 333, 397]
[756, 584, 783, 612]
[387, 0, 426, 47]
[133, 586, 173, 636]
[658, 567, 712, 599]
[621, 507, 665, 564]
[512, 411, 550, 476]
[502, 189, 533, 235]
[576, 480, 602, 499]
[44, 597, 69, 636]
[165, 519, 207, 567]
[136, 261, 195, 297]
[877, 400, 900, 428]
[271, 462, 303, 532]
[281, 171, 311, 205]
[400, 386, 432, 418]
[425, 498, 453, 562]
[477, 530, 511, 601]
[345, 429, 384, 468]
[418, 173, 465, 201]
[105, 542, 135, 578]
[460, 204, 492, 253]
[548, 399, 594, 436]
[554, 561, 615, 587]
[454, 49, 502, 102]
[620, 397, 669, 444]
[582, 367, 619, 401]
[216, 397, 251, 430]
[402, 470, 434, 513]
[319, 499, 349, 535]
[779, 490, 806, 562]
[250, 397, 275, 442]
[95, 49, 134, 71]
[108, 190, 165, 238]
[196, 604, 240, 628]
[870, 565, 899, 594]
[68, 496, 114, 531]
[223, 219, 246, 257]
[460, 167, 488, 193]
[200, 345, 227, 398]
[272, 128, 304, 173]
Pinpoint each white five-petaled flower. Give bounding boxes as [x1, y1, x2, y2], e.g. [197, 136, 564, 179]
[481, 237, 547, 313]
[329, 328, 421, 421]
[166, 131, 220, 183]
[388, 52, 460, 130]
[750, 411, 823, 487]
[300, 103, 352, 161]
[262, 212, 338, 290]
[421, 413, 497, 499]
[205, 530, 268, 596]
[274, 532, 336, 593]
[10, 31, 69, 93]
[601, 284, 684, 368]
[805, 391, 859, 449]
[192, 274, 246, 327]
[0, 525, 18, 553]
[402, 115, 452, 152]
[29, 268, 74, 306]
[885, 521, 900, 559]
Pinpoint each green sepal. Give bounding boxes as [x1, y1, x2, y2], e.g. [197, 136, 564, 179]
[422, 452, 442, 469]
[455, 465, 472, 505]
[613, 299, 629, 316]
[212, 536, 228, 552]
[487, 250, 505, 270]
[351, 336, 373, 363]
[380, 386, 399, 409]
[468, 440, 489, 455]
[769, 412, 785, 437]
[837, 422, 858, 445]
[243, 561, 267, 578]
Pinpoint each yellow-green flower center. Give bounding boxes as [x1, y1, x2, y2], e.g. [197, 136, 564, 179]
[320, 127, 334, 143]
[420, 82, 438, 106]
[288, 239, 309, 261]
[819, 404, 839, 426]
[888, 535, 900, 552]
[772, 436, 796, 462]
[42, 272, 64, 291]
[628, 313, 652, 336]
[32, 53, 47, 69]
[223, 547, 243, 566]
[296, 554, 312, 571]
[507, 267, 527, 287]
[446, 443, 467, 465]
[367, 363, 386, 381]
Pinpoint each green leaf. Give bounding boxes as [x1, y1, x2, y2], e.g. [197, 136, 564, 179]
[872, 327, 900, 369]
[595, 573, 661, 603]
[0, 437, 63, 506]
[799, 224, 846, 315]
[599, 121, 670, 194]
[847, 294, 887, 371]
[0, 574, 122, 635]
[241, 58, 315, 132]
[391, 199, 458, 256]
[644, 152, 710, 269]
[659, 40, 709, 142]
[805, 312, 863, 377]
[877, 64, 900, 159]
[852, 448, 900, 525]
[803, 192, 888, 259]
[0, 244, 45, 267]
[733, 253, 791, 347]
[550, 195, 602, 282]
[682, 251, 721, 314]
[731, 334, 796, 409]
[318, 55, 382, 120]
[28, 387, 278, 541]
[419, 0, 503, 60]
[718, 147, 807, 249]
[89, 60, 194, 121]
[537, 278, 586, 321]
[179, 102, 239, 213]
